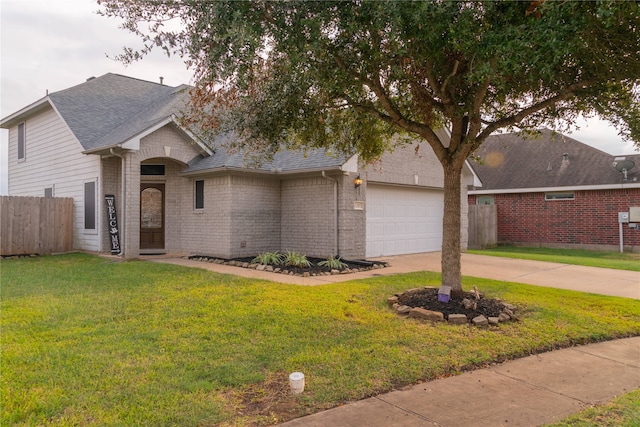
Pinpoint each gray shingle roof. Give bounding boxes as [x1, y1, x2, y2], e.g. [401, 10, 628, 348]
[49, 73, 186, 151]
[185, 131, 346, 173]
[470, 129, 640, 190]
[15, 73, 348, 172]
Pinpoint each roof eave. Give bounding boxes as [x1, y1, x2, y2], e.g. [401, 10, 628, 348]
[0, 97, 52, 128]
[469, 182, 640, 195]
[180, 164, 343, 178]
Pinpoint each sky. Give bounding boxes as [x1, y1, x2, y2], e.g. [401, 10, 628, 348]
[1, 0, 638, 195]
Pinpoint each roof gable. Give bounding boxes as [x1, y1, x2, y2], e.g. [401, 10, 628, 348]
[471, 129, 640, 190]
[48, 73, 182, 151]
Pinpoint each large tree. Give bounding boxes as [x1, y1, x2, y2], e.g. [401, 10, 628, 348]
[99, 0, 640, 292]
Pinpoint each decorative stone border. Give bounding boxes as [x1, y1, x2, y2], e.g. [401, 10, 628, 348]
[185, 255, 389, 277]
[388, 287, 519, 326]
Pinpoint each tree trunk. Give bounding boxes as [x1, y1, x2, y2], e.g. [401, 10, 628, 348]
[441, 161, 464, 294]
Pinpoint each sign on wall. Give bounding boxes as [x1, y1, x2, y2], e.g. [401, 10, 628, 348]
[105, 194, 121, 255]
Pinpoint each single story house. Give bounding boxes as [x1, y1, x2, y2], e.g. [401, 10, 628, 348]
[468, 129, 640, 252]
[1, 73, 478, 260]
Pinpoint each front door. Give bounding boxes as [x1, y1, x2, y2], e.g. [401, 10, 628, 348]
[140, 183, 165, 250]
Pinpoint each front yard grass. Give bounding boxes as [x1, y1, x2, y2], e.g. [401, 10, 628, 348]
[2, 253, 639, 426]
[544, 388, 640, 427]
[468, 246, 640, 271]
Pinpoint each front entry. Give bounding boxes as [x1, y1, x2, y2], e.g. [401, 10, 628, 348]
[140, 183, 165, 250]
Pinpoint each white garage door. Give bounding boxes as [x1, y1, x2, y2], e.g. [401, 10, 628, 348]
[366, 185, 444, 257]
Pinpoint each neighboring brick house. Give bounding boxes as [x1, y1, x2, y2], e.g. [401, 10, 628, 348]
[468, 129, 640, 252]
[2, 73, 477, 259]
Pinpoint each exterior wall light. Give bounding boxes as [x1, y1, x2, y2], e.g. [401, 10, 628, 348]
[354, 175, 363, 188]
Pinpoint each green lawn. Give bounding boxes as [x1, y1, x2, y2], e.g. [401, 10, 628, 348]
[468, 246, 640, 271]
[545, 388, 640, 427]
[2, 253, 639, 426]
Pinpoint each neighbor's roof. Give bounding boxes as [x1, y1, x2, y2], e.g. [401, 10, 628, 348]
[469, 129, 640, 192]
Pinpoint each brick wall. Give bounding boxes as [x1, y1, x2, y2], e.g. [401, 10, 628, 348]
[281, 176, 335, 258]
[469, 188, 640, 251]
[338, 172, 367, 259]
[178, 175, 231, 257]
[228, 175, 281, 258]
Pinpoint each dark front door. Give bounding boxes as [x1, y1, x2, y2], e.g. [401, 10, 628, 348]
[140, 183, 165, 250]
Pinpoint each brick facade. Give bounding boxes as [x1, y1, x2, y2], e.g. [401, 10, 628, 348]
[98, 125, 470, 259]
[469, 188, 640, 251]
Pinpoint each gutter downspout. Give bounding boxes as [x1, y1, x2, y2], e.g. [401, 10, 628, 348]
[110, 148, 125, 257]
[321, 171, 339, 256]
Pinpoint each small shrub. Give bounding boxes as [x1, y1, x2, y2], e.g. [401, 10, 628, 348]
[252, 251, 284, 266]
[284, 251, 312, 268]
[318, 256, 348, 270]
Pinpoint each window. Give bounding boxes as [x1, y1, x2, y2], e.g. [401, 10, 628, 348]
[545, 192, 575, 201]
[477, 195, 494, 205]
[17, 122, 25, 160]
[44, 187, 54, 198]
[84, 180, 97, 230]
[141, 164, 165, 175]
[194, 180, 204, 210]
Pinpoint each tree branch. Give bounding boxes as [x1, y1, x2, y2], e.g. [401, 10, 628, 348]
[477, 80, 597, 144]
[440, 60, 459, 99]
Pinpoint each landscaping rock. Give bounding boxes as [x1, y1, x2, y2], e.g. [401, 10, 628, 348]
[462, 298, 477, 310]
[502, 308, 520, 321]
[396, 305, 412, 315]
[448, 314, 468, 324]
[488, 317, 499, 325]
[387, 296, 399, 306]
[256, 264, 266, 271]
[498, 312, 511, 322]
[266, 265, 274, 272]
[408, 307, 444, 321]
[472, 315, 489, 326]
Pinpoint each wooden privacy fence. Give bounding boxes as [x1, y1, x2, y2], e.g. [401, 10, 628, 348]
[468, 204, 498, 249]
[0, 196, 74, 256]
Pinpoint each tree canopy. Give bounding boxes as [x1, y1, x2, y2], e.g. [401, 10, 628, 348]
[99, 0, 640, 291]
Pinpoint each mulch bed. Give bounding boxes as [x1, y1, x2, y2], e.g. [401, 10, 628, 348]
[187, 255, 388, 276]
[397, 287, 512, 320]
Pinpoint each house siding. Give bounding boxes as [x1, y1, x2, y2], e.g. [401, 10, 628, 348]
[7, 106, 101, 251]
[469, 188, 640, 251]
[364, 140, 445, 188]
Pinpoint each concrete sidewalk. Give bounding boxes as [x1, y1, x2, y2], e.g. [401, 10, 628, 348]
[279, 337, 640, 427]
[149, 252, 639, 299]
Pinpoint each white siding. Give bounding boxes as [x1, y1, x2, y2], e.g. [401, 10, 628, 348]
[7, 106, 101, 251]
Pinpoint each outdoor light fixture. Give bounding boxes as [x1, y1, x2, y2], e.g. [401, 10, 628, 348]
[354, 175, 363, 188]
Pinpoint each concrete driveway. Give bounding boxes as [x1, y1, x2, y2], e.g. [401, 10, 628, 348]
[150, 251, 639, 299]
[373, 252, 640, 299]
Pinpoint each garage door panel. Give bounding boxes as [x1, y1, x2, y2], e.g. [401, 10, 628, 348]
[366, 185, 443, 257]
